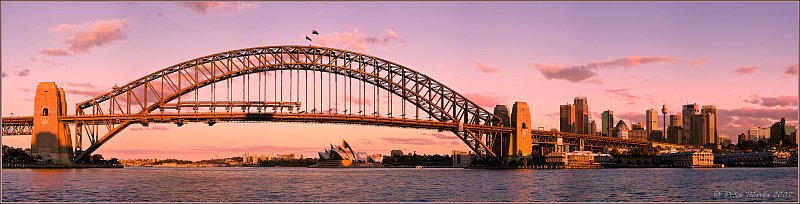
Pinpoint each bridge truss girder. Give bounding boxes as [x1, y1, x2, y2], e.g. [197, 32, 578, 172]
[70, 46, 503, 163]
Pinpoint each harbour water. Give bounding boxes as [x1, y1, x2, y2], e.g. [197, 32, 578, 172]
[2, 167, 797, 202]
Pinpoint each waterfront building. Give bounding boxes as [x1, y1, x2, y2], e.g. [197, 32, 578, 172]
[646, 109, 658, 134]
[602, 110, 614, 137]
[452, 150, 474, 167]
[593, 153, 615, 166]
[275, 153, 296, 160]
[315, 140, 381, 167]
[560, 103, 575, 133]
[250, 155, 259, 164]
[659, 150, 717, 168]
[714, 151, 791, 167]
[574, 97, 590, 134]
[390, 150, 404, 157]
[545, 151, 600, 169]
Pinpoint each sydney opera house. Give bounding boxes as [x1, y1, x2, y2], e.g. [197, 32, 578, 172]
[313, 140, 383, 167]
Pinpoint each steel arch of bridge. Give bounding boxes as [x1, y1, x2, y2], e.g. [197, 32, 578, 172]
[71, 45, 503, 163]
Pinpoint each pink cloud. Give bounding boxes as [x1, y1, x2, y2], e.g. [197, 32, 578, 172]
[532, 56, 700, 83]
[40, 48, 71, 56]
[743, 94, 798, 107]
[49, 18, 129, 54]
[785, 64, 799, 76]
[531, 63, 596, 83]
[64, 89, 109, 98]
[475, 62, 501, 73]
[180, 2, 258, 13]
[717, 107, 798, 136]
[315, 28, 404, 52]
[462, 92, 507, 108]
[65, 82, 97, 88]
[605, 88, 655, 105]
[733, 66, 759, 74]
[13, 69, 30, 77]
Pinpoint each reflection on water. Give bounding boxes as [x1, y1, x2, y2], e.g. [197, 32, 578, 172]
[2, 167, 797, 202]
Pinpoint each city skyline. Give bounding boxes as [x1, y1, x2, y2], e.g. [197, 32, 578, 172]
[2, 2, 798, 160]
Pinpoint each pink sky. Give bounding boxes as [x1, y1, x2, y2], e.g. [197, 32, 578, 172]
[2, 2, 798, 160]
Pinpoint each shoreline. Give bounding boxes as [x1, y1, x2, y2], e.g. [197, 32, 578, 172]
[2, 164, 123, 169]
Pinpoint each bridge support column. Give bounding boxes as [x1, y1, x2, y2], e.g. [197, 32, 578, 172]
[491, 105, 511, 162]
[31, 82, 73, 164]
[579, 139, 584, 151]
[510, 102, 532, 163]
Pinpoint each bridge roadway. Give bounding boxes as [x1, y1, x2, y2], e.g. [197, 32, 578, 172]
[2, 114, 690, 150]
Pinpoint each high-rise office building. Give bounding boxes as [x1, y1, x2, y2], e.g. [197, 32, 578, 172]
[669, 115, 682, 128]
[737, 133, 747, 145]
[690, 114, 707, 146]
[560, 104, 576, 133]
[574, 97, 589, 134]
[614, 120, 629, 139]
[682, 103, 699, 144]
[646, 109, 658, 133]
[667, 126, 684, 144]
[601, 110, 614, 137]
[589, 120, 597, 136]
[702, 105, 718, 144]
[770, 118, 798, 147]
[748, 127, 770, 142]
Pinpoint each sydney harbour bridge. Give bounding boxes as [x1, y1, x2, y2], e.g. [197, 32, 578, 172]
[0, 45, 686, 165]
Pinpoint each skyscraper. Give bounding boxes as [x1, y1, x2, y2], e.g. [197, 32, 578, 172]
[589, 120, 597, 136]
[574, 97, 589, 134]
[661, 104, 668, 140]
[601, 110, 614, 137]
[614, 120, 629, 139]
[682, 103, 699, 145]
[669, 115, 682, 128]
[701, 105, 718, 144]
[748, 126, 770, 141]
[737, 133, 747, 145]
[770, 118, 797, 147]
[690, 114, 707, 146]
[646, 109, 658, 134]
[560, 104, 575, 133]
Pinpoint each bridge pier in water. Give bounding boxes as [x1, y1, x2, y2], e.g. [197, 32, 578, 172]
[31, 82, 73, 164]
[490, 102, 533, 165]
